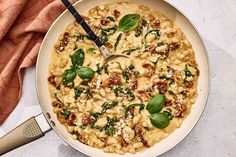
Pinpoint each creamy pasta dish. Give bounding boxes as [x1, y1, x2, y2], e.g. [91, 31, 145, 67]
[48, 2, 199, 154]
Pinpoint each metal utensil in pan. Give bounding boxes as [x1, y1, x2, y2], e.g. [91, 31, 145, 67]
[0, 0, 210, 156]
[61, 0, 129, 64]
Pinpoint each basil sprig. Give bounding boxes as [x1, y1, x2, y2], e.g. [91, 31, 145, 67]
[118, 14, 141, 32]
[62, 49, 95, 85]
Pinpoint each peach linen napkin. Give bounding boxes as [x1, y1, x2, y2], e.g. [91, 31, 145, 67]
[0, 0, 76, 124]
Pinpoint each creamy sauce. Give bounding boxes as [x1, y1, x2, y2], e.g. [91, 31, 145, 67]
[47, 2, 199, 154]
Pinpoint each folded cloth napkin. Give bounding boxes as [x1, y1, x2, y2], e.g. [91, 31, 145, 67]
[0, 0, 76, 124]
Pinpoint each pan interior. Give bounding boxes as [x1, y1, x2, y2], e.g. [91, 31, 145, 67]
[36, 0, 209, 156]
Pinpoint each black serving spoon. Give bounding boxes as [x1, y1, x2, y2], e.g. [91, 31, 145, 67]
[61, 0, 128, 63]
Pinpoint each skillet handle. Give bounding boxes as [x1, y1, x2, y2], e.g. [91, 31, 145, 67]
[0, 114, 51, 155]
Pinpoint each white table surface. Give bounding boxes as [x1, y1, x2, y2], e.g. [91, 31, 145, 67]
[1, 0, 236, 156]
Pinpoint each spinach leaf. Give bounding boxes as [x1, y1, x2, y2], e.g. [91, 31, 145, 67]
[71, 49, 84, 67]
[107, 16, 115, 22]
[95, 63, 101, 74]
[184, 64, 192, 77]
[102, 25, 118, 35]
[86, 48, 96, 55]
[104, 63, 109, 74]
[133, 71, 140, 77]
[113, 86, 135, 101]
[114, 33, 122, 51]
[100, 25, 118, 44]
[163, 108, 173, 120]
[62, 68, 76, 85]
[142, 19, 148, 27]
[135, 19, 148, 37]
[101, 101, 118, 114]
[104, 117, 117, 136]
[123, 103, 144, 118]
[144, 30, 160, 46]
[124, 88, 135, 101]
[121, 47, 140, 55]
[118, 14, 141, 32]
[74, 87, 92, 99]
[77, 66, 95, 81]
[75, 33, 86, 41]
[61, 109, 71, 120]
[122, 64, 135, 82]
[54, 92, 64, 106]
[100, 31, 109, 43]
[135, 27, 142, 37]
[157, 42, 164, 47]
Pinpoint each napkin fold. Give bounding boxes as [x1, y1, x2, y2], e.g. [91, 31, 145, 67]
[0, 0, 76, 124]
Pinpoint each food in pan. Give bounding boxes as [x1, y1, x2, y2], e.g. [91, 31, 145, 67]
[48, 2, 199, 154]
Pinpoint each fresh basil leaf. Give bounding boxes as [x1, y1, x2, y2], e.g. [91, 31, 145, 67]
[71, 49, 84, 66]
[149, 113, 170, 129]
[62, 68, 76, 84]
[77, 66, 95, 81]
[146, 94, 166, 114]
[118, 14, 141, 32]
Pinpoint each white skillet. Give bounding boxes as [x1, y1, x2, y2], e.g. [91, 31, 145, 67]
[0, 0, 210, 156]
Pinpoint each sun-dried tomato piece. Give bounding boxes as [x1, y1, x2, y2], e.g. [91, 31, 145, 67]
[129, 107, 135, 117]
[173, 102, 187, 118]
[67, 113, 77, 126]
[113, 10, 121, 18]
[129, 79, 138, 90]
[48, 75, 56, 86]
[82, 115, 93, 125]
[109, 73, 122, 86]
[55, 32, 70, 53]
[101, 19, 110, 26]
[52, 101, 62, 107]
[142, 63, 155, 78]
[167, 42, 180, 52]
[165, 99, 173, 106]
[184, 81, 194, 88]
[152, 81, 168, 94]
[145, 45, 156, 54]
[136, 126, 149, 147]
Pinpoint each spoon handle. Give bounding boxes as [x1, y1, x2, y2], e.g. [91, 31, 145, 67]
[61, 0, 103, 47]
